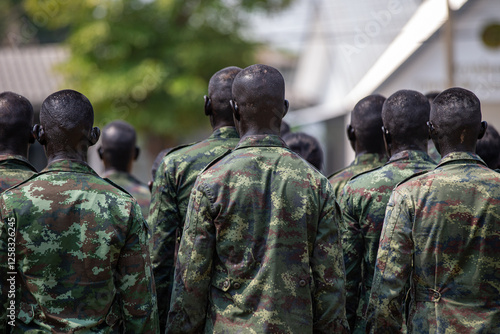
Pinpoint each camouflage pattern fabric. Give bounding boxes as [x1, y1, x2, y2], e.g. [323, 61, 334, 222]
[102, 170, 151, 220]
[166, 134, 349, 333]
[328, 153, 387, 199]
[0, 154, 37, 193]
[367, 152, 500, 333]
[148, 126, 239, 331]
[339, 150, 436, 332]
[0, 160, 158, 333]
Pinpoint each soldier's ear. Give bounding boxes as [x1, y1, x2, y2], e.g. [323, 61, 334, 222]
[347, 124, 356, 142]
[283, 100, 289, 118]
[89, 127, 100, 146]
[204, 95, 212, 116]
[478, 121, 487, 140]
[230, 99, 240, 121]
[33, 124, 47, 146]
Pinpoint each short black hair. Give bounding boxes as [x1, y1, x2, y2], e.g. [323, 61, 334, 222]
[0, 91, 34, 143]
[382, 90, 430, 144]
[283, 132, 324, 172]
[476, 123, 500, 169]
[101, 120, 137, 169]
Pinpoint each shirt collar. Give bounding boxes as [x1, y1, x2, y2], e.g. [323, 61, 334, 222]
[437, 151, 487, 168]
[235, 134, 288, 150]
[387, 150, 433, 164]
[0, 153, 37, 171]
[208, 126, 239, 140]
[352, 153, 387, 166]
[43, 159, 98, 176]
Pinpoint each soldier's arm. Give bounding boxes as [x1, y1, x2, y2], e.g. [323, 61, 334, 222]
[311, 187, 350, 333]
[117, 201, 159, 333]
[148, 157, 180, 328]
[166, 182, 215, 334]
[366, 189, 413, 333]
[338, 185, 364, 330]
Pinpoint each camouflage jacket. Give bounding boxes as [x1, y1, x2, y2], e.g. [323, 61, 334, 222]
[0, 160, 158, 333]
[166, 134, 349, 334]
[339, 150, 436, 332]
[367, 152, 500, 333]
[328, 153, 387, 199]
[148, 126, 239, 331]
[0, 154, 37, 193]
[102, 170, 151, 220]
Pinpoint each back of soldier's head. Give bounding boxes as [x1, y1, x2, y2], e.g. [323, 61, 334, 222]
[476, 123, 500, 169]
[208, 66, 242, 125]
[0, 91, 34, 153]
[431, 87, 482, 151]
[382, 90, 430, 145]
[100, 120, 137, 170]
[283, 132, 324, 172]
[350, 94, 385, 152]
[232, 64, 286, 132]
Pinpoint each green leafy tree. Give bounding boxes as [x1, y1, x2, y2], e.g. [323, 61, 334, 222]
[22, 0, 293, 141]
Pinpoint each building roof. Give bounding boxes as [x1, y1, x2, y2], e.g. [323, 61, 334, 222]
[0, 44, 68, 105]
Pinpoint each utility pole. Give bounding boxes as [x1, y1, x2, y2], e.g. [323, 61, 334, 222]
[445, 0, 455, 88]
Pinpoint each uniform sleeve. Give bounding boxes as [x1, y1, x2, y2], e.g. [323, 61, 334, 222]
[148, 157, 180, 331]
[338, 184, 364, 330]
[166, 182, 215, 334]
[116, 201, 159, 333]
[311, 187, 350, 333]
[366, 189, 413, 333]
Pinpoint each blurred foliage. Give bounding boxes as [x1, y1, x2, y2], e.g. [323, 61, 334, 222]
[19, 0, 293, 139]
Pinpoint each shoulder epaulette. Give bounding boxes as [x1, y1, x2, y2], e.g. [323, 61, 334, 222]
[102, 178, 134, 198]
[348, 165, 384, 182]
[395, 170, 430, 188]
[200, 149, 233, 174]
[1, 172, 41, 193]
[164, 141, 201, 157]
[327, 166, 349, 179]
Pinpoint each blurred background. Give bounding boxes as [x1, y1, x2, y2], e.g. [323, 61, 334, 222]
[1, 0, 499, 181]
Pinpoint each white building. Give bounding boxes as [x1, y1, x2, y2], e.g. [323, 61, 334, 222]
[287, 0, 500, 174]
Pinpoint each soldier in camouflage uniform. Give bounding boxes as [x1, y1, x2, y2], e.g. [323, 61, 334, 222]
[0, 92, 37, 193]
[166, 64, 349, 333]
[339, 90, 436, 332]
[98, 120, 151, 219]
[328, 95, 388, 199]
[0, 89, 158, 333]
[149, 66, 241, 331]
[367, 88, 500, 333]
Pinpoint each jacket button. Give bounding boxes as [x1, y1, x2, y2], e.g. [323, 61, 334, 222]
[233, 282, 241, 289]
[223, 280, 230, 288]
[299, 279, 307, 287]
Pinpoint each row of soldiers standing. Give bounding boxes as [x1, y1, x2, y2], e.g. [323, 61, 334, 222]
[1, 63, 499, 333]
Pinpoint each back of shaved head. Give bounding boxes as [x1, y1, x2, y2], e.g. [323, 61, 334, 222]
[0, 91, 34, 154]
[350, 94, 385, 151]
[232, 64, 287, 133]
[101, 120, 137, 171]
[208, 66, 242, 124]
[40, 89, 94, 133]
[382, 90, 430, 145]
[430, 87, 483, 153]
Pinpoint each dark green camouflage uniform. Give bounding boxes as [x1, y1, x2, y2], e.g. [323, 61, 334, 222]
[0, 160, 158, 333]
[339, 150, 436, 332]
[367, 152, 500, 333]
[148, 126, 239, 330]
[328, 153, 387, 199]
[167, 135, 349, 333]
[0, 154, 37, 193]
[102, 170, 151, 220]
